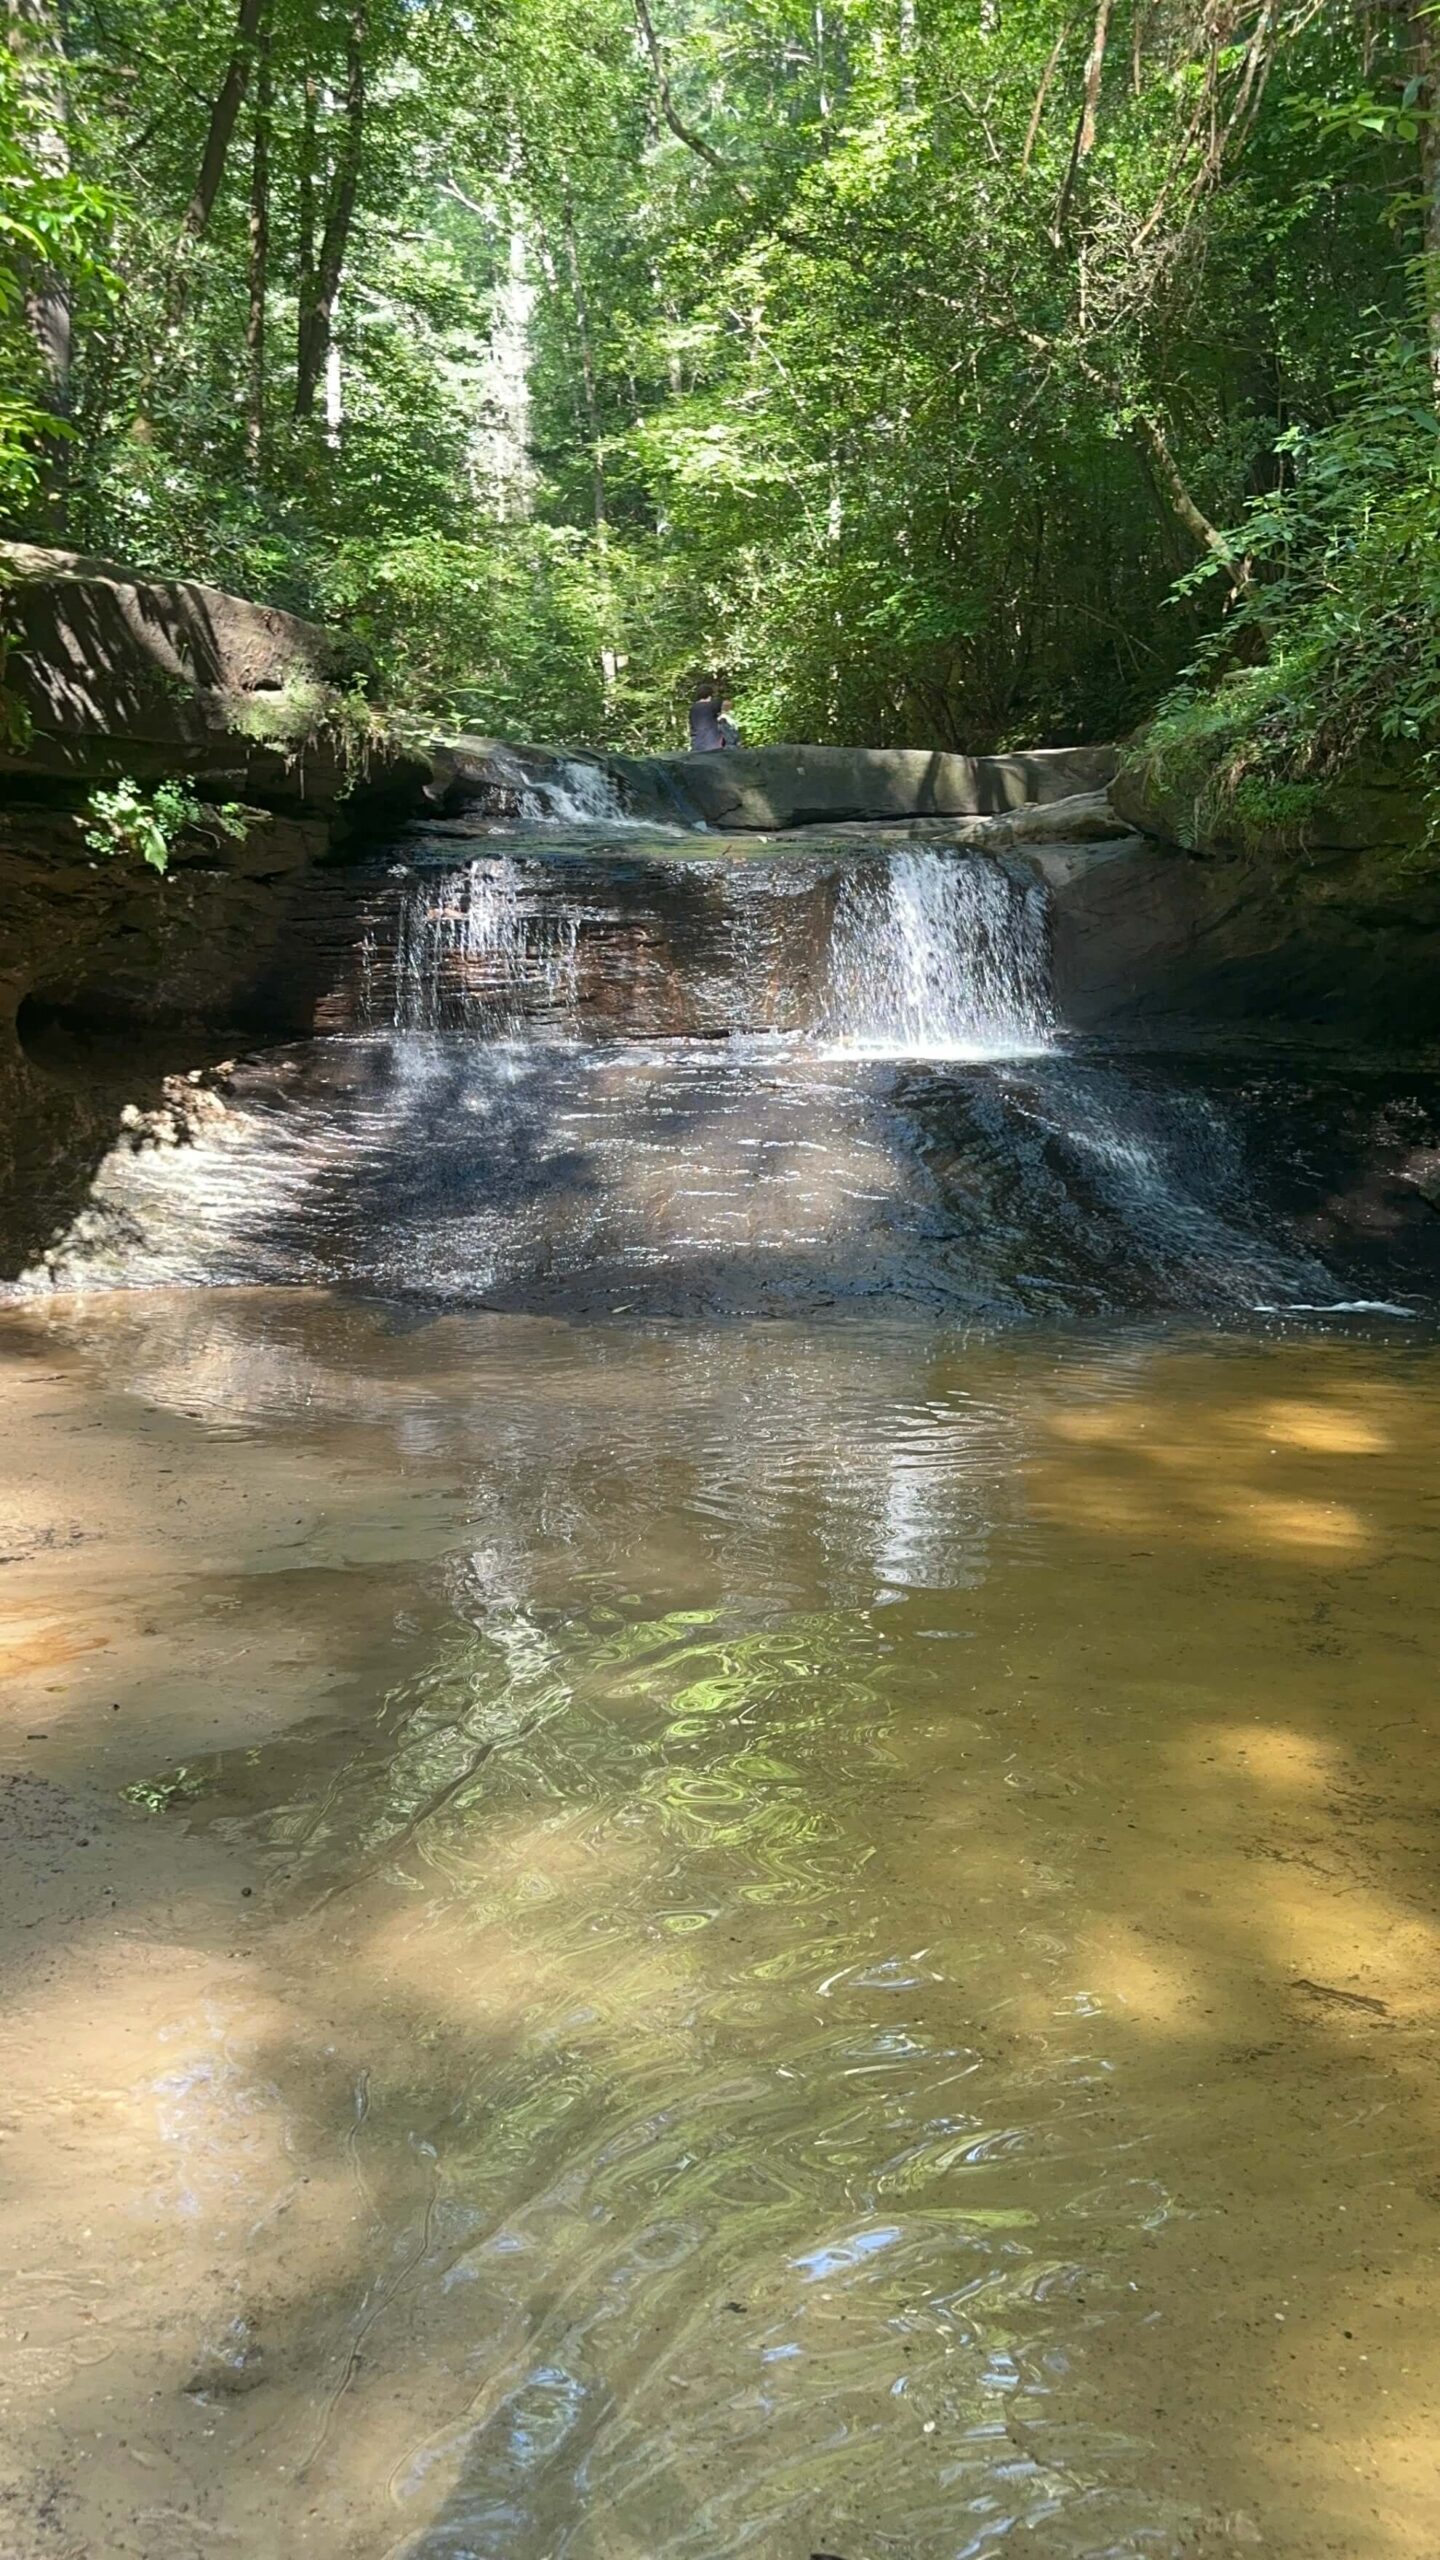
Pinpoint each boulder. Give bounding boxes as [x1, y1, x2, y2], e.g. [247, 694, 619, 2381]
[0, 543, 426, 817]
[606, 742, 1117, 830]
[1110, 737, 1430, 867]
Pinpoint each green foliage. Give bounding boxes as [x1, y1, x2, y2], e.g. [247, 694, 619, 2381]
[1144, 339, 1440, 847]
[2, 0, 1435, 774]
[80, 775, 248, 872]
[0, 42, 112, 504]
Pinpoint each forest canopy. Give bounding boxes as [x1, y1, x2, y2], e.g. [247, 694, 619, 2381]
[2, 0, 1439, 778]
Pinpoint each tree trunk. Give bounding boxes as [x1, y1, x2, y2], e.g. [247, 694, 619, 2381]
[559, 182, 606, 529]
[897, 0, 916, 111]
[1412, 5, 1440, 406]
[7, 0, 72, 431]
[1052, 0, 1112, 233]
[244, 17, 271, 473]
[169, 0, 267, 319]
[295, 13, 366, 420]
[296, 73, 317, 334]
[1076, 0, 1113, 158]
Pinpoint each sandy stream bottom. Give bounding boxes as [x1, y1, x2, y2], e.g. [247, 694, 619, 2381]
[0, 1288, 1437, 2560]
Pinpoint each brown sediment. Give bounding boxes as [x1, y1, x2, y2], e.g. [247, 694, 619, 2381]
[0, 1291, 1437, 2558]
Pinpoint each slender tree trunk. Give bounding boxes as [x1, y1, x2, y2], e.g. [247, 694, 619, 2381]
[296, 72, 317, 340]
[1412, 4, 1440, 407]
[169, 0, 266, 319]
[244, 16, 271, 473]
[1076, 0, 1112, 152]
[559, 182, 605, 530]
[897, 0, 916, 111]
[7, 0, 72, 453]
[1132, 404, 1247, 592]
[295, 12, 365, 421]
[324, 323, 343, 444]
[1021, 20, 1067, 169]
[1052, 0, 1112, 234]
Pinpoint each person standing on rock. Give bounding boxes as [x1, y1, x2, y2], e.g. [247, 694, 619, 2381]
[718, 696, 741, 749]
[688, 680, 726, 753]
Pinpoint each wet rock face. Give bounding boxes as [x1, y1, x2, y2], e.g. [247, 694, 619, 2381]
[1094, 747, 1440, 1040]
[347, 842, 846, 1040]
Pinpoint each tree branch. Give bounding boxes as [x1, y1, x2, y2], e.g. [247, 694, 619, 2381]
[630, 0, 728, 172]
[1021, 21, 1068, 171]
[1129, 405, 1243, 587]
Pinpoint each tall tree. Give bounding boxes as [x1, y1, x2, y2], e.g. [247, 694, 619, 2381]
[294, 8, 366, 419]
[1412, 1, 1440, 403]
[169, 0, 268, 318]
[6, 0, 72, 435]
[244, 5, 271, 470]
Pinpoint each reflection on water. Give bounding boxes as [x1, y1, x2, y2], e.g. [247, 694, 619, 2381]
[1, 1291, 1438, 2559]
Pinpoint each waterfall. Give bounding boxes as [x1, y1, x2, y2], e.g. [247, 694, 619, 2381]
[390, 858, 582, 1032]
[822, 851, 1053, 1059]
[378, 842, 1055, 1047]
[484, 747, 635, 826]
[40, 823, 1404, 1321]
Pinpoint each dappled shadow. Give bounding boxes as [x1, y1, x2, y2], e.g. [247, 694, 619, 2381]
[1, 1303, 1439, 2553]
[3, 557, 354, 783]
[27, 1023, 1440, 1320]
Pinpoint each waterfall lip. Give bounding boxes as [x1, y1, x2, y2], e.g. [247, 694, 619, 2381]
[477, 747, 702, 833]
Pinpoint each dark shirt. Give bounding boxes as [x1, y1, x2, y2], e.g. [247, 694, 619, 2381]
[689, 698, 725, 752]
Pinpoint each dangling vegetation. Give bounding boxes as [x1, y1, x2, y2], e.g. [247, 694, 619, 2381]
[1, 0, 1437, 796]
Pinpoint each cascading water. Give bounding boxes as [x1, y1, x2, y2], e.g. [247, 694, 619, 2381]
[822, 850, 1053, 1058]
[21, 785, 1425, 1320]
[380, 840, 1054, 1054]
[389, 857, 585, 1033]
[484, 747, 642, 827]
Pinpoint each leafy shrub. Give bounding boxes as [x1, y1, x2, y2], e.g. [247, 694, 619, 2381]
[1146, 339, 1440, 844]
[80, 776, 248, 873]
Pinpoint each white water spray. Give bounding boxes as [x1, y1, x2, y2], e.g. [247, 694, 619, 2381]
[391, 857, 582, 1031]
[822, 851, 1053, 1059]
[485, 747, 637, 826]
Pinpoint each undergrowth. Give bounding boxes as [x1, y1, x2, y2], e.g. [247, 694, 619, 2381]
[1141, 337, 1440, 855]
